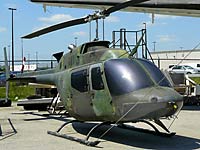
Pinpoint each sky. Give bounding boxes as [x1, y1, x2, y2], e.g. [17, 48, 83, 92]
[1, 0, 200, 62]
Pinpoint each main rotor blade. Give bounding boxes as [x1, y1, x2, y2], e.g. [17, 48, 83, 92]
[22, 17, 87, 39]
[103, 0, 150, 16]
[22, 0, 149, 39]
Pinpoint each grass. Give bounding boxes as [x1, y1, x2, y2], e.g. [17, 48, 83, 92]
[190, 77, 200, 85]
[0, 83, 35, 101]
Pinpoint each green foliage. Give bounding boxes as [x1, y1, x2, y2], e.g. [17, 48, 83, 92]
[0, 87, 6, 98]
[0, 82, 35, 101]
[190, 77, 200, 85]
[0, 65, 5, 72]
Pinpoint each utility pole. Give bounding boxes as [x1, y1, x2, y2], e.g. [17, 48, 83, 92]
[74, 37, 78, 46]
[8, 7, 17, 71]
[36, 51, 38, 69]
[180, 46, 184, 57]
[21, 38, 24, 62]
[7, 45, 10, 67]
[153, 41, 156, 52]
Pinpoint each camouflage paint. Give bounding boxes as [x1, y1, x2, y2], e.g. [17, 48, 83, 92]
[11, 41, 183, 122]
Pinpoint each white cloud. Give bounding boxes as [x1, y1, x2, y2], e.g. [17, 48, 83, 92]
[0, 27, 6, 32]
[105, 16, 120, 23]
[5, 3, 17, 9]
[150, 14, 178, 20]
[157, 35, 176, 42]
[32, 14, 75, 32]
[38, 14, 74, 24]
[73, 31, 87, 37]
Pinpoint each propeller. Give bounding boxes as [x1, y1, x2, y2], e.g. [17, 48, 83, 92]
[22, 0, 149, 39]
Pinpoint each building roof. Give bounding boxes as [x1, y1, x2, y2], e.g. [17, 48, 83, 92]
[150, 49, 200, 54]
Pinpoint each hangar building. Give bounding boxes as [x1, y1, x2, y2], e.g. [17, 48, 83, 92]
[150, 49, 200, 70]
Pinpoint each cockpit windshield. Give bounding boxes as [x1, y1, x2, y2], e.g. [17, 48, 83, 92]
[137, 59, 171, 87]
[104, 58, 171, 96]
[104, 58, 154, 96]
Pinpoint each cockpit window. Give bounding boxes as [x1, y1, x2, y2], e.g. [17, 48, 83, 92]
[137, 59, 171, 87]
[104, 58, 154, 96]
[91, 67, 104, 90]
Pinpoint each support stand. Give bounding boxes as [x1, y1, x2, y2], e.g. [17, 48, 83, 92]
[0, 118, 17, 140]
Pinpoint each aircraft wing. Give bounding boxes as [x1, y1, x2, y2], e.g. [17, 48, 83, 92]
[31, 0, 200, 17]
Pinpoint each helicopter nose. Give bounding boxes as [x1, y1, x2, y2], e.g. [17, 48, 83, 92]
[147, 86, 183, 117]
[120, 86, 183, 121]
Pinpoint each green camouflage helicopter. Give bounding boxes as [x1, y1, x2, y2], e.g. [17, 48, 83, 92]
[7, 0, 183, 146]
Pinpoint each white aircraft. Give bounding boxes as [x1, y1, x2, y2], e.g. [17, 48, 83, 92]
[31, 0, 200, 17]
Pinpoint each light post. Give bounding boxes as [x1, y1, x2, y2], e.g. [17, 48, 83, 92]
[153, 41, 156, 52]
[180, 46, 184, 57]
[21, 38, 24, 65]
[36, 51, 38, 69]
[7, 45, 10, 67]
[8, 7, 17, 71]
[74, 37, 78, 46]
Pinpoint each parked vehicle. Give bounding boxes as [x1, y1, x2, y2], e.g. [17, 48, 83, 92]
[181, 63, 200, 71]
[168, 65, 200, 74]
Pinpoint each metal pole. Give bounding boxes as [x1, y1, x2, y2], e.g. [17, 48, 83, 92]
[8, 118, 17, 133]
[96, 19, 99, 40]
[136, 32, 138, 58]
[143, 23, 147, 58]
[4, 47, 9, 103]
[103, 19, 105, 40]
[180, 46, 184, 57]
[112, 31, 115, 48]
[28, 53, 30, 71]
[74, 37, 78, 46]
[8, 8, 17, 71]
[21, 38, 24, 65]
[89, 21, 91, 41]
[123, 28, 126, 50]
[8, 45, 10, 68]
[120, 28, 123, 49]
[51, 56, 53, 69]
[36, 51, 38, 69]
[153, 41, 156, 52]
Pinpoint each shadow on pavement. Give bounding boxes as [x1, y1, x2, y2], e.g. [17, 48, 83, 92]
[72, 122, 200, 150]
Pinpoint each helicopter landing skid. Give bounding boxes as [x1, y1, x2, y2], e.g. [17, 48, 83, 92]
[118, 119, 175, 137]
[47, 120, 110, 146]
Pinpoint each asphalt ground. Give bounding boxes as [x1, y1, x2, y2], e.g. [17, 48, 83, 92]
[0, 103, 200, 150]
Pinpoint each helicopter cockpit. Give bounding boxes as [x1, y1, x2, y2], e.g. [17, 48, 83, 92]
[80, 41, 110, 54]
[104, 58, 171, 96]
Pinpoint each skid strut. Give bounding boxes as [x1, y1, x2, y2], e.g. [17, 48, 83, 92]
[48, 119, 175, 146]
[119, 119, 175, 137]
[47, 120, 110, 146]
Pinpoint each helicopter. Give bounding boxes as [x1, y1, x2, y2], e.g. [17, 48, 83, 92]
[6, 0, 183, 146]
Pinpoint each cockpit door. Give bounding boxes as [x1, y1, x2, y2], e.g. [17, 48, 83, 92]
[89, 63, 115, 118]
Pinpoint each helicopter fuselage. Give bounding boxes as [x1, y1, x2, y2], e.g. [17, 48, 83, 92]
[18, 41, 183, 122]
